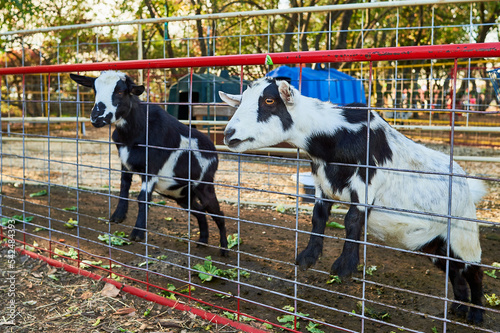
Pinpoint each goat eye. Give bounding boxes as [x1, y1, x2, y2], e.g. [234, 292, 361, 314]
[265, 98, 274, 105]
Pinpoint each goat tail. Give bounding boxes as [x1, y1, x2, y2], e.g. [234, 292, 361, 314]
[467, 178, 487, 204]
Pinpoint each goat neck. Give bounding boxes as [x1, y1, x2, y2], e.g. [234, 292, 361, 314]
[287, 95, 359, 152]
[112, 95, 147, 146]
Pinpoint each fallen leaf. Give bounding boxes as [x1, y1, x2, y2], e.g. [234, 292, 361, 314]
[31, 272, 43, 278]
[91, 318, 101, 327]
[0, 322, 15, 326]
[114, 307, 136, 316]
[47, 266, 57, 275]
[29, 189, 47, 197]
[80, 291, 93, 300]
[157, 319, 183, 328]
[100, 283, 120, 297]
[32, 264, 43, 272]
[138, 323, 150, 330]
[47, 274, 59, 281]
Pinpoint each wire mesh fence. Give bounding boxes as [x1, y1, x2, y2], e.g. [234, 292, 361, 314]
[1, 49, 500, 333]
[1, 2, 500, 332]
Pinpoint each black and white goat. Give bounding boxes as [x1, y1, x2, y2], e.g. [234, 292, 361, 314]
[70, 71, 228, 254]
[219, 77, 486, 323]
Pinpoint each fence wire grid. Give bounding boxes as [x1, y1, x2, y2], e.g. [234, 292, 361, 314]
[1, 2, 500, 333]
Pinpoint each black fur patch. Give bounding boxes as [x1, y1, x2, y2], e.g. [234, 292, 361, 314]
[91, 102, 106, 118]
[341, 103, 375, 124]
[173, 150, 203, 185]
[112, 77, 135, 121]
[103, 112, 113, 124]
[257, 81, 294, 131]
[306, 125, 393, 191]
[350, 191, 359, 204]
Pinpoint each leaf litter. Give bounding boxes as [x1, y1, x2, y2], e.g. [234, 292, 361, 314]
[0, 247, 250, 332]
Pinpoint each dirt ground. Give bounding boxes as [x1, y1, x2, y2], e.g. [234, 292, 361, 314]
[1, 182, 500, 333]
[1, 124, 500, 332]
[0, 246, 241, 333]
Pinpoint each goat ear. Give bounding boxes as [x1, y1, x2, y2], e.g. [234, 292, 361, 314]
[278, 81, 294, 105]
[70, 74, 95, 88]
[219, 91, 242, 107]
[130, 84, 145, 96]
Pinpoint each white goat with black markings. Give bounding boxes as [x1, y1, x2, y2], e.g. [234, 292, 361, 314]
[219, 77, 486, 323]
[70, 71, 228, 254]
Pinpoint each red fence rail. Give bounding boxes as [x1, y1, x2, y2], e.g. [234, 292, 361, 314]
[0, 43, 499, 74]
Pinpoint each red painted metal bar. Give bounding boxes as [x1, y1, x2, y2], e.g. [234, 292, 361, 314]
[0, 43, 498, 75]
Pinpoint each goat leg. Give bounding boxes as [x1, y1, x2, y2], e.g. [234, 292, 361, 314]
[193, 185, 229, 256]
[110, 166, 132, 223]
[331, 205, 365, 277]
[130, 176, 156, 241]
[296, 199, 333, 270]
[464, 264, 484, 324]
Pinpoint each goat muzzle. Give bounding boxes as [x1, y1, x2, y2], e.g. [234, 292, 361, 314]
[223, 128, 237, 147]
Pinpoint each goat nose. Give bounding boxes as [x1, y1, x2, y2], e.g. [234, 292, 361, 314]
[224, 127, 235, 141]
[224, 128, 243, 148]
[91, 105, 99, 117]
[90, 103, 105, 122]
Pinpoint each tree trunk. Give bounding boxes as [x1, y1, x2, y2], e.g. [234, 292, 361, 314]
[190, 0, 207, 57]
[282, 13, 298, 52]
[477, 2, 500, 43]
[331, 10, 353, 69]
[334, 10, 353, 50]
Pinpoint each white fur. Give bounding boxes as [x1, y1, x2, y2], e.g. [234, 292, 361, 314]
[222, 78, 485, 263]
[155, 136, 216, 199]
[93, 71, 126, 124]
[118, 146, 132, 170]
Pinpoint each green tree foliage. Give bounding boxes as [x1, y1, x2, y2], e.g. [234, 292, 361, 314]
[0, 0, 36, 31]
[2, 1, 498, 65]
[1, 0, 498, 110]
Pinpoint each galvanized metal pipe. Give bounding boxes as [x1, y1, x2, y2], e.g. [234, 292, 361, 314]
[0, 0, 493, 37]
[0, 43, 499, 75]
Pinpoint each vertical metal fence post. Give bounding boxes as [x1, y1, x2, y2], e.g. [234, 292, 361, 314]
[443, 58, 460, 332]
[361, 61, 375, 333]
[187, 67, 194, 292]
[429, 7, 435, 125]
[145, 68, 151, 292]
[138, 24, 143, 85]
[236, 64, 245, 323]
[21, 37, 28, 250]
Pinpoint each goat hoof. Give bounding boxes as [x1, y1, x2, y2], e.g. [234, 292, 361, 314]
[296, 249, 320, 270]
[129, 229, 145, 242]
[467, 307, 484, 325]
[450, 303, 468, 318]
[110, 215, 126, 224]
[198, 237, 208, 246]
[220, 248, 229, 257]
[330, 256, 358, 277]
[197, 237, 209, 246]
